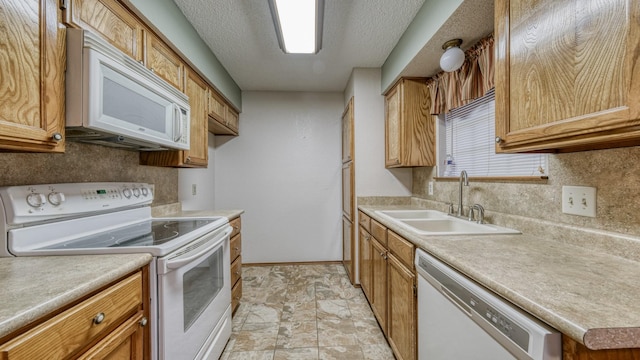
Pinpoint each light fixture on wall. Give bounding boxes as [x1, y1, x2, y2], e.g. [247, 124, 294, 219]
[439, 39, 465, 72]
[268, 0, 324, 54]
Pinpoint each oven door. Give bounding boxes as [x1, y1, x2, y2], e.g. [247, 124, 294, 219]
[156, 225, 232, 360]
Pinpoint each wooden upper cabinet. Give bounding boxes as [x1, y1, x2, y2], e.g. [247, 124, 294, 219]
[63, 0, 143, 61]
[342, 97, 354, 163]
[495, 0, 640, 152]
[140, 69, 208, 167]
[144, 32, 184, 92]
[208, 89, 239, 136]
[384, 78, 435, 168]
[0, 0, 65, 152]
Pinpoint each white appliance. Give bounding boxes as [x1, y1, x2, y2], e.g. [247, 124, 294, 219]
[65, 29, 190, 151]
[0, 183, 232, 360]
[415, 249, 561, 360]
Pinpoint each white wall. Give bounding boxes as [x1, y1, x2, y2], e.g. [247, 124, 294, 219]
[178, 136, 216, 210]
[346, 68, 412, 198]
[213, 91, 344, 263]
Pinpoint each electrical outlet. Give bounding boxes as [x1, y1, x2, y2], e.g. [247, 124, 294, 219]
[192, 184, 197, 196]
[428, 181, 434, 196]
[562, 186, 596, 217]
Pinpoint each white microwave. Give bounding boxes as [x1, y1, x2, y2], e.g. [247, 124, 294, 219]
[65, 29, 190, 151]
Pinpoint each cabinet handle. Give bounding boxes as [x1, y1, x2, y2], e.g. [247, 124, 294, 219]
[233, 225, 239, 230]
[235, 270, 241, 276]
[93, 312, 105, 325]
[186, 156, 191, 163]
[495, 136, 502, 144]
[52, 133, 62, 142]
[139, 317, 148, 327]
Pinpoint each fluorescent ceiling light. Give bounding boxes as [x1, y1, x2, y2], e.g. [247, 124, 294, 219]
[269, 0, 324, 54]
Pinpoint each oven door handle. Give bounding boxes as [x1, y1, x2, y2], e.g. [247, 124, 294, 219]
[165, 225, 233, 269]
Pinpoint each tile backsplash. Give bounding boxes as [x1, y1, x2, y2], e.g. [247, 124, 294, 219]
[0, 142, 178, 205]
[413, 146, 640, 237]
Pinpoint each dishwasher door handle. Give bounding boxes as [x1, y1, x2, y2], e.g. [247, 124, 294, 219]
[440, 285, 473, 317]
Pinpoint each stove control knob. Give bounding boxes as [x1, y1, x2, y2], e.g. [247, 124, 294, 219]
[132, 188, 141, 197]
[123, 188, 132, 199]
[47, 192, 66, 206]
[141, 187, 149, 197]
[26, 193, 47, 208]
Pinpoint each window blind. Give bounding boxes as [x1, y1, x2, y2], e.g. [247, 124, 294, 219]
[443, 89, 547, 177]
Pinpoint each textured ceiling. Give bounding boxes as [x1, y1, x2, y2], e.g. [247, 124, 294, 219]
[173, 0, 426, 92]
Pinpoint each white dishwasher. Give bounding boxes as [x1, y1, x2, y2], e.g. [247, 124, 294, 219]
[415, 249, 561, 360]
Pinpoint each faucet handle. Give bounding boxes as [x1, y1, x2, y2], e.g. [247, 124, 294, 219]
[471, 204, 485, 224]
[446, 202, 454, 214]
[468, 206, 475, 222]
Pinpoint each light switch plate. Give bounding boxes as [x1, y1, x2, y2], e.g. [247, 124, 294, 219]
[428, 181, 434, 196]
[562, 186, 596, 217]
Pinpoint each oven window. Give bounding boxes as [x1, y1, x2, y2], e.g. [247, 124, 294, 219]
[183, 245, 224, 331]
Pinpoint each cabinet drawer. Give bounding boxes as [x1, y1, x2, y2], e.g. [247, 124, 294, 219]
[371, 219, 387, 246]
[358, 211, 370, 232]
[230, 217, 241, 239]
[231, 256, 242, 287]
[230, 234, 242, 262]
[231, 279, 242, 314]
[388, 231, 414, 270]
[0, 272, 142, 360]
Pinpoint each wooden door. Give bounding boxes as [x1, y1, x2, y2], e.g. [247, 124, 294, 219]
[342, 97, 354, 163]
[385, 84, 401, 167]
[0, 0, 65, 152]
[144, 32, 184, 92]
[495, 0, 640, 152]
[371, 237, 388, 334]
[342, 216, 354, 284]
[358, 227, 373, 302]
[387, 254, 416, 360]
[182, 70, 209, 166]
[342, 162, 354, 219]
[77, 312, 145, 360]
[64, 0, 143, 61]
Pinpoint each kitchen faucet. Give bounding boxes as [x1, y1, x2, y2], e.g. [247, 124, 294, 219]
[457, 170, 469, 217]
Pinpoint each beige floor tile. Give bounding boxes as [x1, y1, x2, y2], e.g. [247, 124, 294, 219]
[316, 299, 351, 320]
[243, 285, 288, 304]
[223, 350, 275, 360]
[360, 343, 396, 360]
[285, 283, 316, 302]
[276, 321, 318, 349]
[244, 303, 284, 323]
[318, 345, 365, 360]
[317, 319, 359, 347]
[233, 322, 279, 351]
[281, 301, 317, 322]
[273, 347, 319, 360]
[353, 318, 388, 345]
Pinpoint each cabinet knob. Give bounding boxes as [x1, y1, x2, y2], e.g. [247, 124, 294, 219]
[495, 136, 502, 144]
[93, 312, 105, 325]
[235, 270, 241, 276]
[186, 156, 191, 163]
[52, 132, 62, 142]
[234, 247, 240, 252]
[139, 317, 148, 327]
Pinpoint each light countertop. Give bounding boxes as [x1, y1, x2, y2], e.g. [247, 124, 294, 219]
[0, 253, 152, 340]
[359, 205, 640, 350]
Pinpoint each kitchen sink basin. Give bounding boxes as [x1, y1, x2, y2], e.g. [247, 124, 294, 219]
[375, 209, 520, 235]
[376, 210, 449, 220]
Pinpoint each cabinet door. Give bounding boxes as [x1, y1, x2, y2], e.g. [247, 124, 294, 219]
[371, 238, 387, 334]
[385, 85, 401, 167]
[0, 0, 65, 152]
[64, 0, 143, 61]
[77, 311, 145, 360]
[387, 254, 416, 360]
[342, 162, 354, 219]
[495, 0, 640, 152]
[358, 226, 373, 302]
[144, 32, 184, 92]
[342, 97, 354, 163]
[342, 216, 355, 284]
[226, 107, 239, 133]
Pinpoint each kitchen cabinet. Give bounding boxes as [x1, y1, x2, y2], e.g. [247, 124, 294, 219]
[341, 98, 356, 285]
[0, 269, 148, 359]
[229, 216, 242, 314]
[342, 97, 354, 163]
[0, 0, 65, 152]
[562, 335, 640, 359]
[140, 68, 209, 167]
[208, 89, 239, 136]
[495, 0, 640, 153]
[371, 235, 388, 334]
[358, 224, 373, 300]
[384, 78, 435, 168]
[144, 31, 185, 92]
[63, 0, 143, 61]
[342, 216, 354, 284]
[387, 231, 416, 360]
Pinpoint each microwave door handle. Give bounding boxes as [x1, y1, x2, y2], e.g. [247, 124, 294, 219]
[165, 226, 232, 269]
[173, 104, 183, 142]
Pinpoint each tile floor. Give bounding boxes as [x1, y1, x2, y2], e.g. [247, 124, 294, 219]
[221, 263, 395, 360]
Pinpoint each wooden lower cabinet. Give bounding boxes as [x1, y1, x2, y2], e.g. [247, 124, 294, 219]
[358, 226, 373, 301]
[387, 253, 416, 360]
[562, 336, 640, 360]
[371, 237, 388, 333]
[229, 216, 242, 314]
[0, 269, 148, 360]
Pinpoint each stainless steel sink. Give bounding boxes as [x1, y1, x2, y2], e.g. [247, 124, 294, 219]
[375, 209, 520, 236]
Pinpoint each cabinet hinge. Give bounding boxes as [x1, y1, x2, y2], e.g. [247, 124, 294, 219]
[60, 0, 68, 10]
[413, 284, 417, 297]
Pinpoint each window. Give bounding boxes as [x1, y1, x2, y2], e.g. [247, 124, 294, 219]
[438, 89, 547, 177]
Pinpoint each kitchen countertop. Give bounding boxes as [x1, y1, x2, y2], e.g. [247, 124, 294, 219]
[0, 253, 152, 341]
[359, 205, 640, 350]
